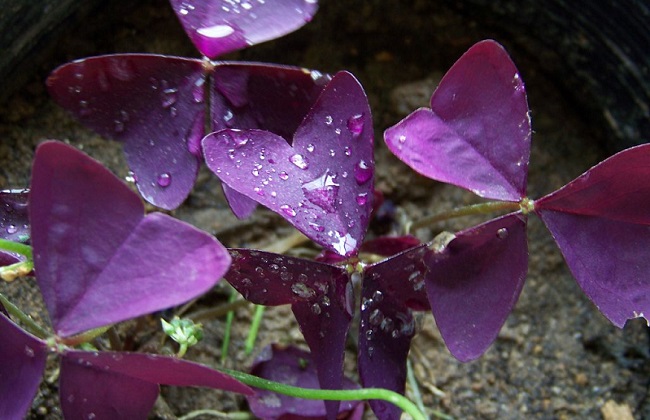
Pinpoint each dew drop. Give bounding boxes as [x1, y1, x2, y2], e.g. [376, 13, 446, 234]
[368, 309, 384, 326]
[24, 345, 34, 357]
[380, 317, 394, 333]
[157, 173, 171, 187]
[398, 134, 407, 144]
[114, 120, 125, 133]
[306, 143, 315, 152]
[344, 147, 351, 156]
[353, 160, 373, 185]
[280, 204, 297, 217]
[291, 282, 316, 299]
[324, 115, 333, 125]
[279, 171, 289, 180]
[311, 303, 322, 315]
[347, 113, 364, 137]
[302, 171, 340, 213]
[289, 154, 309, 169]
[356, 192, 368, 206]
[197, 24, 235, 39]
[162, 88, 178, 108]
[496, 228, 509, 239]
[309, 222, 324, 232]
[6, 224, 17, 234]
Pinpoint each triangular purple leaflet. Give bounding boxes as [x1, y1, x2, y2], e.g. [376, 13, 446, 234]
[424, 213, 528, 361]
[46, 54, 206, 210]
[357, 275, 416, 420]
[0, 313, 48, 420]
[225, 248, 353, 419]
[536, 144, 650, 327]
[204, 71, 374, 256]
[384, 39, 531, 202]
[30, 141, 231, 337]
[247, 344, 363, 420]
[170, 0, 319, 59]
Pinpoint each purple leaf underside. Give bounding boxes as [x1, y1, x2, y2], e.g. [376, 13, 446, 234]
[0, 313, 48, 420]
[425, 213, 528, 361]
[357, 276, 416, 420]
[248, 344, 362, 420]
[359, 235, 422, 258]
[204, 71, 374, 256]
[170, 0, 319, 59]
[384, 39, 531, 202]
[30, 141, 231, 337]
[536, 144, 650, 327]
[47, 54, 206, 210]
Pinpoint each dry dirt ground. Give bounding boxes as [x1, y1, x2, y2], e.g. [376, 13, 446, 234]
[1, 1, 648, 419]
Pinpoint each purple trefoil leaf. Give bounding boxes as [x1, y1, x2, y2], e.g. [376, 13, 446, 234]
[247, 344, 363, 420]
[226, 248, 353, 418]
[0, 312, 48, 420]
[424, 213, 528, 362]
[535, 144, 650, 327]
[30, 141, 231, 337]
[47, 55, 328, 212]
[384, 39, 531, 202]
[204, 71, 374, 256]
[170, 0, 318, 59]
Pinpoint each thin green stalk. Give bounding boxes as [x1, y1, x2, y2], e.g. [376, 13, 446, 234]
[407, 358, 429, 419]
[0, 292, 49, 339]
[221, 368, 427, 420]
[409, 201, 520, 232]
[221, 288, 239, 364]
[0, 238, 32, 259]
[245, 305, 265, 355]
[178, 410, 252, 420]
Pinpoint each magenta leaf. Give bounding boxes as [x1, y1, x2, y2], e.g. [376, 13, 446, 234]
[30, 141, 231, 337]
[225, 248, 353, 418]
[424, 213, 528, 361]
[536, 144, 650, 327]
[204, 71, 374, 256]
[384, 40, 531, 202]
[170, 0, 319, 59]
[0, 313, 48, 420]
[357, 277, 416, 420]
[0, 189, 29, 243]
[247, 344, 363, 420]
[47, 54, 206, 210]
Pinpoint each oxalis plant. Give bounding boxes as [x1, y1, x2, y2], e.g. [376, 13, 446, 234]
[1, 0, 649, 419]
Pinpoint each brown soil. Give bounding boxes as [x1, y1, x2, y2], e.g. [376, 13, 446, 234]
[1, 1, 648, 419]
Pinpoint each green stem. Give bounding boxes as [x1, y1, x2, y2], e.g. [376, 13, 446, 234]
[409, 201, 520, 232]
[178, 409, 253, 420]
[221, 288, 239, 364]
[0, 238, 33, 259]
[221, 368, 427, 420]
[245, 305, 265, 355]
[0, 292, 49, 339]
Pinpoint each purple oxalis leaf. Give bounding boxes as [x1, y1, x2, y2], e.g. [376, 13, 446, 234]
[247, 344, 363, 420]
[204, 71, 374, 256]
[60, 350, 252, 419]
[30, 141, 231, 337]
[170, 0, 319, 59]
[424, 213, 528, 361]
[0, 313, 48, 420]
[225, 248, 353, 419]
[1, 189, 29, 242]
[536, 144, 650, 327]
[384, 39, 531, 201]
[47, 56, 329, 214]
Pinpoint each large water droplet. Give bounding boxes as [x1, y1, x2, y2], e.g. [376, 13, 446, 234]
[496, 228, 509, 239]
[347, 113, 364, 137]
[280, 204, 297, 217]
[330, 230, 358, 256]
[198, 24, 235, 38]
[157, 173, 171, 187]
[302, 171, 339, 213]
[353, 160, 372, 185]
[291, 282, 316, 299]
[289, 154, 309, 169]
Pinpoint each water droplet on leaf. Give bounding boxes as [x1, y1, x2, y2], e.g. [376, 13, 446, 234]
[157, 173, 171, 187]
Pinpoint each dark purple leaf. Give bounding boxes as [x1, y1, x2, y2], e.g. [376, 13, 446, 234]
[357, 276, 416, 420]
[424, 213, 528, 361]
[47, 54, 206, 210]
[170, 0, 319, 59]
[225, 248, 353, 419]
[204, 71, 374, 256]
[0, 313, 48, 420]
[0, 189, 29, 242]
[247, 344, 363, 420]
[384, 39, 531, 202]
[536, 144, 650, 327]
[363, 243, 430, 311]
[359, 236, 422, 258]
[30, 141, 231, 337]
